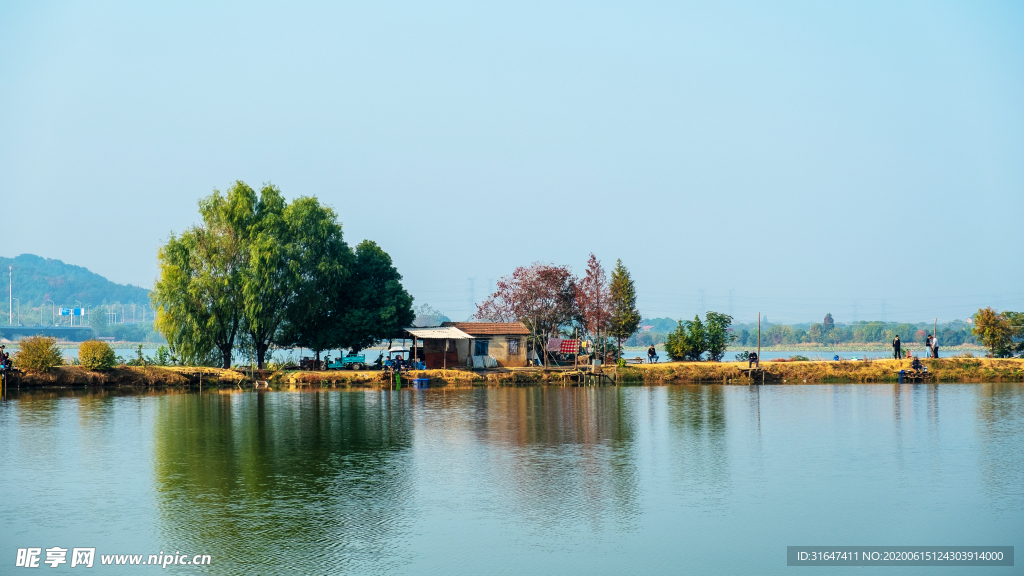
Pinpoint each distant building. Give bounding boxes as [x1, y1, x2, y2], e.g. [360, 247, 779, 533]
[441, 322, 531, 367]
[641, 325, 654, 332]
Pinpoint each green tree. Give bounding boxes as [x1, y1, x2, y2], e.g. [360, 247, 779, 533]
[665, 315, 706, 361]
[79, 340, 117, 371]
[276, 198, 354, 361]
[766, 324, 794, 345]
[89, 308, 109, 334]
[704, 312, 735, 361]
[972, 307, 1022, 358]
[1006, 311, 1024, 356]
[239, 185, 292, 369]
[808, 323, 822, 343]
[152, 182, 255, 368]
[822, 313, 835, 335]
[339, 241, 415, 353]
[608, 259, 641, 354]
[14, 336, 64, 372]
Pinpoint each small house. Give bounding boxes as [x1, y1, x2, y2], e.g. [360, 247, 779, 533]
[440, 322, 531, 367]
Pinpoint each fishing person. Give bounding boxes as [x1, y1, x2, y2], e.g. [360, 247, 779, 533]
[911, 355, 924, 372]
[892, 335, 902, 359]
[647, 345, 658, 363]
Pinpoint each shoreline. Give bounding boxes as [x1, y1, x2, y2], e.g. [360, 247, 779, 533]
[626, 343, 986, 353]
[4, 358, 1022, 390]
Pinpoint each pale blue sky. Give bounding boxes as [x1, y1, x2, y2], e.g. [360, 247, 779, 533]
[1, 1, 1022, 323]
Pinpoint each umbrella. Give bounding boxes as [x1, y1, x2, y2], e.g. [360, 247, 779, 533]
[387, 346, 409, 353]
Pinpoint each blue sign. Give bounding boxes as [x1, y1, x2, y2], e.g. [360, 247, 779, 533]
[59, 308, 84, 316]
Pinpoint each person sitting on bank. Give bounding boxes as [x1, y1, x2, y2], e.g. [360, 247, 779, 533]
[647, 345, 659, 363]
[911, 356, 924, 372]
[748, 351, 758, 369]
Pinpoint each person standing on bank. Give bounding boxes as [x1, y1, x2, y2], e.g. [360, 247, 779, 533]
[932, 335, 939, 358]
[892, 335, 902, 359]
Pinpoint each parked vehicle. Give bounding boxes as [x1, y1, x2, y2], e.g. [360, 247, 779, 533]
[327, 354, 366, 371]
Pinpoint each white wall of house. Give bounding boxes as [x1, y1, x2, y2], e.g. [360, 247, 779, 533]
[455, 335, 527, 367]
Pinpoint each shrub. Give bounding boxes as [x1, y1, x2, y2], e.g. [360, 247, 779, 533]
[79, 340, 118, 371]
[14, 336, 64, 372]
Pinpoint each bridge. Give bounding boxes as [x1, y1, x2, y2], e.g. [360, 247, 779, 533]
[0, 325, 95, 339]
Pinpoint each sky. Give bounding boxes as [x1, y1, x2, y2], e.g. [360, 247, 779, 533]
[1, 0, 1022, 324]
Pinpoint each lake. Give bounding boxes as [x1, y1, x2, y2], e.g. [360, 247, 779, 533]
[1, 384, 1020, 574]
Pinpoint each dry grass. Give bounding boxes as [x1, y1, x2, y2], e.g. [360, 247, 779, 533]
[616, 357, 1024, 384]
[15, 365, 248, 388]
[13, 358, 1022, 389]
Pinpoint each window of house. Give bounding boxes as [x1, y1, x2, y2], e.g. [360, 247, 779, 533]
[474, 340, 489, 356]
[508, 338, 520, 355]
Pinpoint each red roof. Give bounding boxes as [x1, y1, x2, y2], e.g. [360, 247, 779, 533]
[441, 321, 531, 336]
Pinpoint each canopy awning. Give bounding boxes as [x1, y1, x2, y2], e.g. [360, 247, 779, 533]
[404, 326, 473, 340]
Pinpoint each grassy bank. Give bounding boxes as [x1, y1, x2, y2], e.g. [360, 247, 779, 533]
[6, 358, 1022, 389]
[615, 357, 1024, 384]
[624, 343, 987, 353]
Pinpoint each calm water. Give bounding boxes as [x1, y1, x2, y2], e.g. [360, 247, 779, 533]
[1, 384, 1021, 575]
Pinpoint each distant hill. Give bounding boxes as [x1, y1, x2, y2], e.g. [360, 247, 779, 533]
[0, 254, 151, 309]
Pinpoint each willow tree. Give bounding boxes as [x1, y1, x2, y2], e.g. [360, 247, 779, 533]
[153, 181, 283, 368]
[152, 184, 252, 368]
[155, 181, 413, 368]
[240, 185, 293, 369]
[608, 259, 641, 355]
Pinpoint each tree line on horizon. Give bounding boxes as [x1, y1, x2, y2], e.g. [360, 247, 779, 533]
[151, 181, 414, 369]
[627, 314, 981, 349]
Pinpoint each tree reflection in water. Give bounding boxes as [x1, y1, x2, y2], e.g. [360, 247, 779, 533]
[665, 385, 729, 510]
[153, 390, 415, 574]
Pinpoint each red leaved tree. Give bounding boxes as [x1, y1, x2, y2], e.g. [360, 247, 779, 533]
[575, 253, 612, 358]
[475, 263, 577, 366]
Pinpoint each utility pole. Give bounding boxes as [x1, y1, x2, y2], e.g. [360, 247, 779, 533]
[757, 312, 761, 368]
[8, 266, 11, 326]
